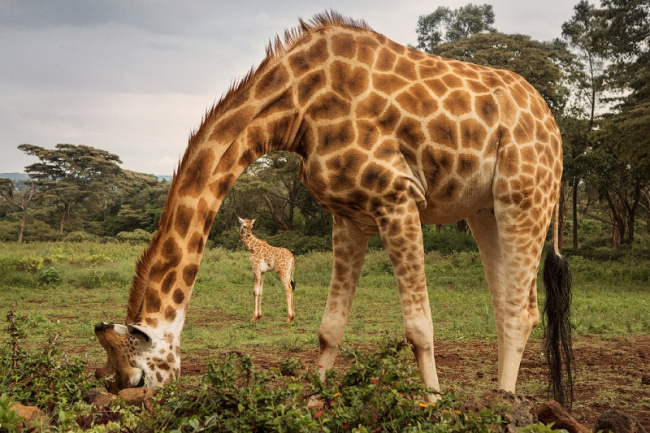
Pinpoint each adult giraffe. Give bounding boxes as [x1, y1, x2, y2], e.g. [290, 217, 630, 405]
[94, 12, 572, 405]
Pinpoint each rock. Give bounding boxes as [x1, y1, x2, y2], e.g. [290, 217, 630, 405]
[595, 411, 648, 433]
[460, 390, 537, 432]
[537, 401, 589, 433]
[118, 387, 155, 405]
[85, 386, 117, 407]
[9, 402, 47, 432]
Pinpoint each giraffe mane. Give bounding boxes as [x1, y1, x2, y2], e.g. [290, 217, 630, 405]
[125, 11, 372, 324]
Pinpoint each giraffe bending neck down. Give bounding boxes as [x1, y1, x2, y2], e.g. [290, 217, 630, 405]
[94, 11, 572, 407]
[238, 217, 296, 322]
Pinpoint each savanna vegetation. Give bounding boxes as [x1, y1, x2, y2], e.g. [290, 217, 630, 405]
[1, 0, 649, 431]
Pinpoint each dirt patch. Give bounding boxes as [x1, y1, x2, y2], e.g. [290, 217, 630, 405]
[179, 334, 650, 430]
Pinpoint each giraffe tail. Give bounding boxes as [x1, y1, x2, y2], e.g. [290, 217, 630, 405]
[542, 203, 573, 409]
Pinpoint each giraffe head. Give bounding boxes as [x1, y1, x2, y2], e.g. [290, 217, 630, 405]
[94, 313, 184, 392]
[238, 216, 256, 237]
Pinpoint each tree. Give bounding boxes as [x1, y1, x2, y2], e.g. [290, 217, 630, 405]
[18, 144, 125, 234]
[561, 0, 608, 249]
[0, 178, 37, 243]
[416, 4, 496, 53]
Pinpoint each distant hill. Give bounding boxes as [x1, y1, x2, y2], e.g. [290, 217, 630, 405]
[0, 173, 30, 182]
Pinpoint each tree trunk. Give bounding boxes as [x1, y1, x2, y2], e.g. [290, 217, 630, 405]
[572, 179, 579, 250]
[456, 220, 468, 232]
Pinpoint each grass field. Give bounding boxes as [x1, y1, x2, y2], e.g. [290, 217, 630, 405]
[1, 240, 649, 429]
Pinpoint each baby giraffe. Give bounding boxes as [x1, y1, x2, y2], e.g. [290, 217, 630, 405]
[238, 217, 296, 322]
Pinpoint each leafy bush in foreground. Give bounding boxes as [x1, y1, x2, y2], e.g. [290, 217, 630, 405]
[1, 305, 565, 432]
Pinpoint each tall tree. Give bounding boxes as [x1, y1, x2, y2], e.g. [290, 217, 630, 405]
[561, 0, 608, 249]
[18, 144, 125, 234]
[416, 3, 496, 53]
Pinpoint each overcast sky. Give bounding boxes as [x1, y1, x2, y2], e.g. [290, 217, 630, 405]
[1, 0, 578, 175]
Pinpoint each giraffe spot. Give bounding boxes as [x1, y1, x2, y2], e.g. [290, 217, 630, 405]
[394, 57, 417, 81]
[520, 146, 536, 165]
[375, 47, 397, 71]
[254, 64, 291, 100]
[156, 372, 163, 383]
[423, 78, 448, 97]
[457, 153, 480, 177]
[331, 60, 369, 97]
[164, 306, 176, 322]
[377, 104, 402, 134]
[372, 73, 409, 95]
[395, 84, 438, 118]
[512, 83, 529, 108]
[345, 190, 370, 211]
[145, 288, 161, 313]
[360, 163, 391, 193]
[357, 120, 380, 150]
[356, 92, 389, 119]
[535, 121, 550, 143]
[298, 70, 326, 105]
[308, 92, 351, 120]
[211, 174, 235, 201]
[174, 205, 193, 238]
[167, 353, 176, 364]
[443, 90, 472, 116]
[212, 106, 255, 144]
[475, 94, 499, 127]
[183, 264, 199, 286]
[288, 38, 328, 77]
[146, 318, 158, 328]
[499, 146, 521, 178]
[161, 271, 176, 294]
[317, 121, 355, 154]
[442, 73, 463, 89]
[397, 117, 426, 148]
[188, 232, 205, 254]
[428, 114, 458, 149]
[178, 148, 215, 199]
[326, 150, 367, 192]
[331, 32, 356, 58]
[162, 238, 182, 267]
[460, 118, 488, 151]
[440, 179, 460, 200]
[172, 288, 185, 304]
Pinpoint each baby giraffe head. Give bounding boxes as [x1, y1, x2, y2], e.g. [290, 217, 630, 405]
[238, 216, 256, 237]
[94, 319, 182, 393]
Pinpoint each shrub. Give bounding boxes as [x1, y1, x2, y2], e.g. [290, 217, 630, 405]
[38, 266, 62, 285]
[116, 229, 152, 244]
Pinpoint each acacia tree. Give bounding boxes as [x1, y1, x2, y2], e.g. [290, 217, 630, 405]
[416, 4, 496, 52]
[18, 144, 125, 234]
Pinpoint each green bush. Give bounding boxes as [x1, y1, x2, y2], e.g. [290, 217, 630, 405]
[38, 266, 62, 285]
[116, 229, 152, 244]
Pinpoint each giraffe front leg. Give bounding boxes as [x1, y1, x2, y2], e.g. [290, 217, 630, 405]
[317, 216, 369, 380]
[252, 271, 265, 322]
[379, 204, 440, 401]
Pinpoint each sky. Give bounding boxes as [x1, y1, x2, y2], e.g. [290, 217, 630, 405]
[0, 0, 578, 176]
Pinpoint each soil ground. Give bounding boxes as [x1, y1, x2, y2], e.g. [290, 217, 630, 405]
[178, 334, 650, 430]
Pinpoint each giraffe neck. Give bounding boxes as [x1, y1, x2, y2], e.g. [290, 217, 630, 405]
[125, 63, 300, 330]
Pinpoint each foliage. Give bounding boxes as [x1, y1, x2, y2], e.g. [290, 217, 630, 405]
[416, 4, 496, 52]
[38, 266, 63, 285]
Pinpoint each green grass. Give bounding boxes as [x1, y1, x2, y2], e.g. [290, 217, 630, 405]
[1, 240, 649, 362]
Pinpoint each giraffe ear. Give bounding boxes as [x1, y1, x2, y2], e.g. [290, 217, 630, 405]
[251, 219, 256, 226]
[127, 324, 153, 346]
[238, 216, 245, 225]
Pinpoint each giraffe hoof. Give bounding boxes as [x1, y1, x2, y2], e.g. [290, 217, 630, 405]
[286, 316, 295, 323]
[251, 316, 261, 322]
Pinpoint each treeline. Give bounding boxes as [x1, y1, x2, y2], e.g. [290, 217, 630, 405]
[1, 0, 648, 252]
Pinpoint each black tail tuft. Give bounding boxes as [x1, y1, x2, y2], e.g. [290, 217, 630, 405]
[542, 248, 573, 409]
[291, 280, 296, 291]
